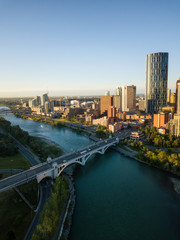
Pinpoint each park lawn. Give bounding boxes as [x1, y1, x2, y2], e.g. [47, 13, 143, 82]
[0, 180, 38, 240]
[54, 118, 81, 124]
[0, 152, 31, 170]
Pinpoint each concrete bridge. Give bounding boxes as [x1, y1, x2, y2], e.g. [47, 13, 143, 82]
[0, 109, 12, 114]
[0, 136, 120, 193]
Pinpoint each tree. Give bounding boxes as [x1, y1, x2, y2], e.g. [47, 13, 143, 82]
[172, 139, 180, 148]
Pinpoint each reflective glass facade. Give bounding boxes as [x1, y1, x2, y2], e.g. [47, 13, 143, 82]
[145, 52, 168, 113]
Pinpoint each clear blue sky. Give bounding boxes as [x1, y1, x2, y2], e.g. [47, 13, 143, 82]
[0, 0, 180, 97]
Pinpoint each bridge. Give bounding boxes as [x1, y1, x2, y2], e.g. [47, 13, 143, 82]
[0, 136, 120, 193]
[0, 109, 12, 114]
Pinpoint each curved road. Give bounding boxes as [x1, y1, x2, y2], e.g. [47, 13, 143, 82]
[24, 178, 52, 240]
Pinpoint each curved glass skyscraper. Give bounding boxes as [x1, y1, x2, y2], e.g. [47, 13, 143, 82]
[145, 52, 168, 113]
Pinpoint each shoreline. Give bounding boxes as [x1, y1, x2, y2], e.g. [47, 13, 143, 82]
[39, 136, 68, 154]
[114, 145, 180, 195]
[169, 177, 180, 195]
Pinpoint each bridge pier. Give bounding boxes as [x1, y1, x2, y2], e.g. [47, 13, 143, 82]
[52, 163, 58, 178]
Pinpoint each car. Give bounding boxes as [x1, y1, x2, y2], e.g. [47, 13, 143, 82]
[63, 160, 66, 163]
[80, 150, 87, 155]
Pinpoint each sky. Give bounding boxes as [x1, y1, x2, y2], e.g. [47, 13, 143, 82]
[0, 0, 180, 97]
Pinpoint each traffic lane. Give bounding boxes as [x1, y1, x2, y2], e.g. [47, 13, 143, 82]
[24, 179, 52, 240]
[14, 142, 39, 166]
[0, 164, 51, 189]
[56, 139, 118, 164]
[0, 138, 119, 190]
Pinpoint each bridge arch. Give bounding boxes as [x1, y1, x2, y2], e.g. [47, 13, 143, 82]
[57, 143, 115, 176]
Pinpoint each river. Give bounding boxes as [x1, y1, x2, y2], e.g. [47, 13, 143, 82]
[1, 106, 180, 240]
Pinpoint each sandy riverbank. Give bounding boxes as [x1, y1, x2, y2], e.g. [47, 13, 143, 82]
[169, 178, 180, 195]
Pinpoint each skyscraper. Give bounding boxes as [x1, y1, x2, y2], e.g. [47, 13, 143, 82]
[113, 95, 122, 111]
[100, 96, 113, 115]
[176, 78, 180, 114]
[115, 87, 121, 96]
[167, 88, 171, 104]
[121, 85, 136, 112]
[105, 90, 110, 96]
[41, 93, 49, 106]
[145, 52, 168, 113]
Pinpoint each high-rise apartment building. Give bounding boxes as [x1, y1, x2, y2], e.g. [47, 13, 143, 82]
[153, 112, 169, 128]
[170, 93, 176, 106]
[113, 95, 122, 110]
[108, 106, 116, 119]
[139, 100, 145, 111]
[100, 96, 113, 115]
[105, 90, 110, 96]
[115, 87, 121, 96]
[29, 98, 37, 108]
[167, 88, 171, 104]
[145, 52, 168, 113]
[176, 78, 180, 114]
[121, 85, 136, 112]
[169, 78, 180, 137]
[41, 93, 49, 106]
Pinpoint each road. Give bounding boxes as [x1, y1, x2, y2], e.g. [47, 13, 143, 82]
[0, 135, 127, 192]
[0, 169, 23, 173]
[24, 178, 52, 240]
[11, 136, 41, 166]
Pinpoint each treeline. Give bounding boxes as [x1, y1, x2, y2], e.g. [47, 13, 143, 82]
[0, 117, 30, 144]
[129, 139, 180, 175]
[139, 125, 180, 148]
[0, 117, 63, 161]
[0, 133, 18, 157]
[32, 177, 69, 240]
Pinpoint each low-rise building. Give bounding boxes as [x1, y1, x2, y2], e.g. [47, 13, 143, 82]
[153, 112, 169, 128]
[85, 114, 94, 123]
[158, 127, 167, 135]
[130, 131, 144, 140]
[108, 122, 123, 133]
[62, 107, 85, 118]
[162, 106, 175, 114]
[92, 116, 109, 128]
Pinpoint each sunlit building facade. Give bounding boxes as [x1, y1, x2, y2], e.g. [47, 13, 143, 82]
[145, 52, 168, 113]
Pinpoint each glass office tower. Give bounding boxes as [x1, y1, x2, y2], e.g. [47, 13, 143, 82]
[145, 52, 168, 113]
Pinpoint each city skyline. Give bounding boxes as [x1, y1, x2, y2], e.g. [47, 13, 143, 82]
[0, 0, 180, 97]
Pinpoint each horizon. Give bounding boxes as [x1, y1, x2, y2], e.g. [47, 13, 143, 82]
[0, 0, 180, 97]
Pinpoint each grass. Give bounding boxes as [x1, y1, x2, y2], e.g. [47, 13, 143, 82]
[0, 152, 31, 170]
[54, 118, 83, 124]
[0, 180, 38, 240]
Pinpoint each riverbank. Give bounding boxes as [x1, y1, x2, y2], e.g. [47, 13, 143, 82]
[115, 145, 180, 196]
[55, 170, 76, 240]
[40, 137, 67, 154]
[170, 177, 180, 195]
